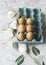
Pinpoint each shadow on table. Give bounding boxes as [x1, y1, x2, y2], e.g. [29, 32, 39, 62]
[42, 13, 46, 43]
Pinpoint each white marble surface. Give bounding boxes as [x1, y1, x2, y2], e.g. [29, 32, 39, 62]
[0, 0, 46, 65]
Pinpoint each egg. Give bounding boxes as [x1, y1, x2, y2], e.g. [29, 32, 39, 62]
[26, 25, 34, 32]
[18, 33, 25, 41]
[26, 18, 33, 25]
[18, 17, 25, 25]
[18, 25, 26, 32]
[26, 32, 33, 41]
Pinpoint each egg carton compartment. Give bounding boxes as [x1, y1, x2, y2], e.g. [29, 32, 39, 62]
[18, 8, 41, 19]
[33, 9, 41, 14]
[16, 27, 43, 44]
[18, 8, 34, 18]
[18, 8, 42, 28]
[15, 30, 43, 44]
[15, 8, 43, 44]
[17, 19, 42, 28]
[34, 14, 42, 20]
[15, 38, 43, 44]
[34, 20, 42, 28]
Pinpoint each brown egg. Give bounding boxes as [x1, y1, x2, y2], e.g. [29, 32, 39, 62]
[18, 33, 25, 41]
[26, 32, 33, 41]
[19, 17, 25, 25]
[26, 18, 33, 25]
[26, 25, 34, 32]
[18, 25, 26, 32]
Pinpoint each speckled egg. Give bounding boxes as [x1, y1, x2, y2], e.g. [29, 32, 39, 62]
[18, 33, 25, 41]
[18, 17, 25, 25]
[26, 25, 34, 32]
[26, 18, 33, 25]
[18, 25, 26, 32]
[26, 32, 33, 41]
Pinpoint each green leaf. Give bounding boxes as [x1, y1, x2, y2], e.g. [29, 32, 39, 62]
[42, 61, 45, 65]
[33, 57, 41, 65]
[16, 18, 19, 22]
[15, 55, 24, 65]
[11, 28, 17, 36]
[13, 42, 18, 50]
[28, 54, 41, 65]
[32, 47, 40, 56]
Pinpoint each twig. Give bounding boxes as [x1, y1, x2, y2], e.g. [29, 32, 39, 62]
[0, 28, 8, 31]
[13, 0, 16, 3]
[3, 36, 14, 45]
[4, 1, 12, 11]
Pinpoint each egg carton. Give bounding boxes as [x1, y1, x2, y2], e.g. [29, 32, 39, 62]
[15, 8, 43, 44]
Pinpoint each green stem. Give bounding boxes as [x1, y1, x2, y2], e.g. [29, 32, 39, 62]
[28, 54, 41, 65]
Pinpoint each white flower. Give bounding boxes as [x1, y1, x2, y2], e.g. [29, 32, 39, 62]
[8, 10, 15, 18]
[10, 19, 17, 29]
[19, 44, 27, 54]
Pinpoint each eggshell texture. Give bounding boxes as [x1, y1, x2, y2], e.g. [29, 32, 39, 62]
[18, 33, 25, 41]
[18, 25, 26, 32]
[26, 25, 34, 32]
[26, 18, 33, 25]
[26, 32, 33, 41]
[18, 17, 25, 25]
